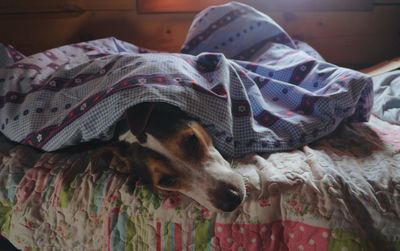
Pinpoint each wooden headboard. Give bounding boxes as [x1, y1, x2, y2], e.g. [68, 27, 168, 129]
[1, 0, 399, 68]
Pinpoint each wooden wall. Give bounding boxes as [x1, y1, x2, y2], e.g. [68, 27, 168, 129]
[1, 0, 399, 68]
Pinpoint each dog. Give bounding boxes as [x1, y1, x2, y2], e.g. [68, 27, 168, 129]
[107, 102, 246, 212]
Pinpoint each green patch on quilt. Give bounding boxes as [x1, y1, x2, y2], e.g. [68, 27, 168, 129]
[0, 201, 12, 236]
[193, 219, 212, 250]
[124, 215, 151, 251]
[192, 207, 205, 222]
[136, 186, 162, 213]
[164, 222, 173, 251]
[330, 229, 400, 251]
[89, 172, 114, 213]
[328, 229, 374, 251]
[125, 218, 137, 251]
[391, 241, 400, 251]
[59, 181, 75, 208]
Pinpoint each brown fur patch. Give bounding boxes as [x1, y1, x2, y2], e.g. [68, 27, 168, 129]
[160, 121, 213, 164]
[145, 154, 190, 192]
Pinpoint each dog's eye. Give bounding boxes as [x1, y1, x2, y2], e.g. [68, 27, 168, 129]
[185, 133, 199, 151]
[158, 175, 177, 188]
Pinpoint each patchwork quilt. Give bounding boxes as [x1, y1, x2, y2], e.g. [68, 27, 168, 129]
[0, 2, 372, 157]
[0, 116, 399, 250]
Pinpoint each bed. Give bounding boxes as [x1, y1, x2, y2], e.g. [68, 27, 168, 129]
[0, 117, 400, 250]
[1, 2, 400, 250]
[1, 116, 400, 250]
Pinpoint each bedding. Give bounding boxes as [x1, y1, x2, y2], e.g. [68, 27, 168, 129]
[1, 115, 400, 250]
[372, 70, 400, 125]
[1, 2, 397, 251]
[0, 2, 372, 157]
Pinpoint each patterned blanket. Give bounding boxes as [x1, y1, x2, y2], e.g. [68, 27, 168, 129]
[1, 115, 400, 250]
[0, 2, 373, 157]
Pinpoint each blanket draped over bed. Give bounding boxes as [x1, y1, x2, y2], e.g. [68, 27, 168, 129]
[0, 2, 372, 157]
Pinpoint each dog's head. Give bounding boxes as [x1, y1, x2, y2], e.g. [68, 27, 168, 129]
[117, 102, 245, 212]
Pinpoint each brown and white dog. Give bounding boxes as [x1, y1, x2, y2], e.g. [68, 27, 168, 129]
[104, 102, 246, 212]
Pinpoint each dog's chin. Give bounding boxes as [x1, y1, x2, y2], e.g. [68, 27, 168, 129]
[214, 204, 242, 213]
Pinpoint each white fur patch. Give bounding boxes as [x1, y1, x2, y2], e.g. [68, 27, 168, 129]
[118, 131, 138, 143]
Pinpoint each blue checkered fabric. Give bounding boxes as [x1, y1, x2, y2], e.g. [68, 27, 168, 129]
[0, 2, 373, 157]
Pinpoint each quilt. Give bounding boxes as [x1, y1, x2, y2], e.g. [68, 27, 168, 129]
[0, 2, 373, 157]
[0, 115, 400, 250]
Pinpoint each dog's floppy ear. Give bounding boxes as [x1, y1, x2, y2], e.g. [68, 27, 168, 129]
[126, 102, 156, 138]
[91, 146, 131, 174]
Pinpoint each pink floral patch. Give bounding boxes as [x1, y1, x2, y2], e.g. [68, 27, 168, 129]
[162, 193, 182, 209]
[214, 222, 284, 251]
[258, 198, 271, 207]
[200, 208, 214, 219]
[214, 221, 330, 251]
[283, 221, 329, 251]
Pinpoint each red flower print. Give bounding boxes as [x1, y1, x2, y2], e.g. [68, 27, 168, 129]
[258, 198, 270, 207]
[162, 194, 182, 209]
[200, 208, 214, 219]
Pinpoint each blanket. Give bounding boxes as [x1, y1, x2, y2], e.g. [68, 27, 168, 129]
[372, 70, 400, 124]
[1, 115, 400, 250]
[0, 2, 373, 157]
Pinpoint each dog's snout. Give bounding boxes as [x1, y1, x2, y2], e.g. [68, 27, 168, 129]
[210, 183, 244, 212]
[221, 188, 243, 211]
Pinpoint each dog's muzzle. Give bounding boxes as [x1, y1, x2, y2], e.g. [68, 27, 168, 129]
[208, 181, 245, 212]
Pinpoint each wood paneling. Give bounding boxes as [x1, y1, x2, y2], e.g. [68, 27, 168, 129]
[137, 0, 373, 13]
[0, 1, 399, 68]
[0, 11, 193, 55]
[137, 0, 228, 13]
[267, 6, 400, 67]
[0, 0, 135, 14]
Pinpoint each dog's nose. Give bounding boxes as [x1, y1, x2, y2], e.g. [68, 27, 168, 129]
[210, 184, 244, 212]
[219, 188, 243, 212]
